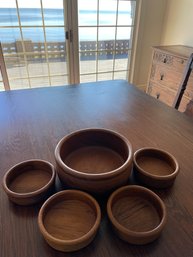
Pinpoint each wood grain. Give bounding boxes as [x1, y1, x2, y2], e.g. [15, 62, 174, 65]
[9, 169, 52, 193]
[1, 80, 193, 256]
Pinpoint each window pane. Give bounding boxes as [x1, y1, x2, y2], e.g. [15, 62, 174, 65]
[114, 71, 127, 80]
[98, 27, 116, 41]
[98, 52, 114, 72]
[45, 27, 65, 43]
[114, 51, 130, 71]
[0, 82, 4, 91]
[80, 74, 96, 83]
[116, 27, 132, 41]
[98, 72, 113, 81]
[118, 1, 135, 26]
[5, 54, 28, 78]
[80, 53, 96, 74]
[78, 0, 97, 26]
[48, 54, 67, 76]
[79, 27, 97, 43]
[0, 28, 21, 44]
[22, 27, 45, 44]
[98, 40, 115, 51]
[17, 0, 42, 26]
[99, 0, 117, 25]
[42, 0, 65, 26]
[0, 1, 18, 26]
[30, 77, 50, 88]
[51, 75, 68, 86]
[9, 78, 30, 90]
[27, 54, 48, 77]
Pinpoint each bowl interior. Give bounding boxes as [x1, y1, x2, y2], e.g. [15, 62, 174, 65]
[59, 129, 130, 174]
[135, 149, 177, 176]
[41, 191, 99, 241]
[109, 186, 164, 233]
[6, 161, 53, 194]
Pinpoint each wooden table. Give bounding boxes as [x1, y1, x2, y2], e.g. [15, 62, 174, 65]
[1, 80, 193, 257]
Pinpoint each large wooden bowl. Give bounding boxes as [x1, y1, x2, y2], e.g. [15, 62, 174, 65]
[107, 185, 167, 245]
[2, 159, 55, 205]
[38, 190, 101, 252]
[133, 147, 179, 188]
[54, 128, 133, 194]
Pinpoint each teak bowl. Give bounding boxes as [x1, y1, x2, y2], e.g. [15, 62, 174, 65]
[55, 128, 132, 193]
[55, 128, 133, 194]
[133, 147, 180, 188]
[107, 185, 167, 245]
[38, 190, 101, 252]
[2, 159, 55, 205]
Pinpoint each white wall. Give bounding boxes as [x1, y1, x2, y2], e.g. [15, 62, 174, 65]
[161, 0, 193, 46]
[132, 0, 166, 90]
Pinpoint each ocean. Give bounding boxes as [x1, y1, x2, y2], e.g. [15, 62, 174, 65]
[0, 8, 132, 43]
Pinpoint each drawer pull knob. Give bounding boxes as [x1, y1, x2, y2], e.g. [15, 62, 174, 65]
[156, 93, 160, 99]
[160, 74, 164, 80]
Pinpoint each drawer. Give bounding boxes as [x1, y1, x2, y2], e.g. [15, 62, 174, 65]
[185, 72, 193, 98]
[147, 82, 176, 107]
[178, 96, 191, 112]
[153, 50, 187, 72]
[150, 64, 182, 91]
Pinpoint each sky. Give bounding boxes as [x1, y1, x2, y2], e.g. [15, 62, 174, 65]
[0, 0, 130, 11]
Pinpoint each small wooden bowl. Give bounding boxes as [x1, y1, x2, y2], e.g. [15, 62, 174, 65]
[107, 185, 167, 245]
[38, 190, 101, 252]
[133, 147, 180, 188]
[55, 128, 133, 194]
[2, 159, 55, 205]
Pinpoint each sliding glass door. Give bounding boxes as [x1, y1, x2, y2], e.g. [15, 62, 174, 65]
[0, 0, 137, 90]
[0, 0, 69, 90]
[78, 0, 136, 83]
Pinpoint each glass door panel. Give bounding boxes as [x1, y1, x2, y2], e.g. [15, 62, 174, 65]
[78, 0, 136, 83]
[0, 0, 69, 90]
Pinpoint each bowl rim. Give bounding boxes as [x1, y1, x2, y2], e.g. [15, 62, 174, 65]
[107, 185, 167, 238]
[55, 128, 133, 180]
[38, 189, 101, 246]
[133, 147, 180, 180]
[2, 159, 56, 198]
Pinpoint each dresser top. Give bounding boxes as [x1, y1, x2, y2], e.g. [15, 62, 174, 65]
[152, 45, 193, 59]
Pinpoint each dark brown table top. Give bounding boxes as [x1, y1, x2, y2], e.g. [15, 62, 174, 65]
[1, 80, 193, 257]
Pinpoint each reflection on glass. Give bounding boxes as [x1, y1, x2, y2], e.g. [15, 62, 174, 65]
[118, 1, 135, 26]
[5, 55, 28, 78]
[114, 71, 127, 80]
[80, 52, 96, 74]
[99, 0, 117, 25]
[98, 51, 114, 72]
[80, 74, 96, 83]
[97, 72, 113, 81]
[78, 0, 97, 26]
